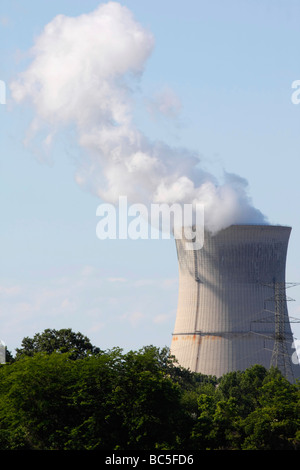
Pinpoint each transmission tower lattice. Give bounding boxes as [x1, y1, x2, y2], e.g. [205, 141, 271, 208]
[263, 282, 299, 382]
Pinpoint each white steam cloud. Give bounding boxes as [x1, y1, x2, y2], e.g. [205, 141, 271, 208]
[10, 1, 267, 233]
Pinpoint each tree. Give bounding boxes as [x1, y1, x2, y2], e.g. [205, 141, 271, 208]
[191, 394, 216, 449]
[107, 346, 186, 449]
[190, 365, 300, 450]
[15, 328, 101, 360]
[0, 346, 185, 450]
[241, 369, 300, 450]
[1, 329, 300, 450]
[0, 353, 77, 449]
[217, 365, 268, 417]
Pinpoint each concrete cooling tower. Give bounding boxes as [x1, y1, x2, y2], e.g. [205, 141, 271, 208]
[170, 225, 300, 382]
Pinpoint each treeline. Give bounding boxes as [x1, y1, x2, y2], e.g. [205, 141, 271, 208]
[0, 328, 299, 450]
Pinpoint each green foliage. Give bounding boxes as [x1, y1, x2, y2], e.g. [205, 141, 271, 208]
[15, 328, 101, 360]
[241, 370, 300, 450]
[0, 341, 186, 450]
[190, 365, 300, 450]
[0, 328, 299, 450]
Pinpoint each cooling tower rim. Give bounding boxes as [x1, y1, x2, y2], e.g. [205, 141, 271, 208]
[176, 224, 292, 245]
[213, 224, 292, 236]
[224, 224, 291, 228]
[176, 224, 292, 244]
[218, 224, 291, 231]
[183, 223, 292, 234]
[207, 224, 292, 240]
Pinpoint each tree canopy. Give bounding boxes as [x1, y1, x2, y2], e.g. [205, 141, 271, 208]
[0, 329, 299, 450]
[14, 328, 101, 360]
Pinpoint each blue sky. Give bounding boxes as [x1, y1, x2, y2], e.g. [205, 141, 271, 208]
[1, 0, 300, 355]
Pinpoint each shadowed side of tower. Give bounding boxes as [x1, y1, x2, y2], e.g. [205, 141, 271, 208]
[170, 225, 300, 381]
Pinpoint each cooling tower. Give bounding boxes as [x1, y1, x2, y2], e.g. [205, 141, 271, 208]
[170, 225, 300, 381]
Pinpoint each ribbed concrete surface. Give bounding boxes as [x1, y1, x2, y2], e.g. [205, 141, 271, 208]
[170, 225, 300, 380]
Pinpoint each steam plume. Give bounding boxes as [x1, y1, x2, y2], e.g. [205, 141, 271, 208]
[10, 2, 267, 233]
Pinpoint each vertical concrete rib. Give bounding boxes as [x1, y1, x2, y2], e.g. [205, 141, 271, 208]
[170, 225, 300, 381]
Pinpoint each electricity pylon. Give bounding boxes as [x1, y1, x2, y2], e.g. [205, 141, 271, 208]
[263, 282, 299, 382]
